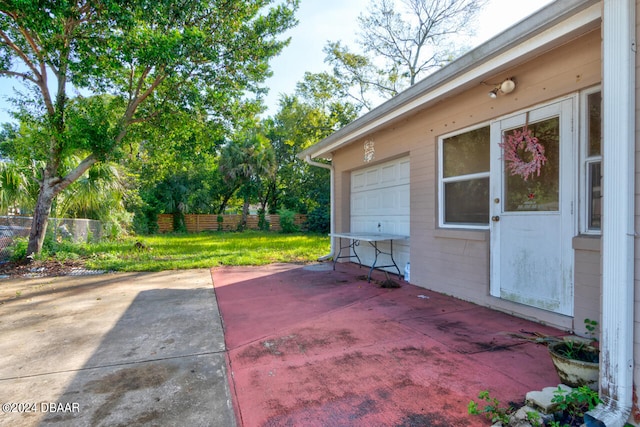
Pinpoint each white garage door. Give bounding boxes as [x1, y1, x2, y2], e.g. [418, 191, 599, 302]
[350, 157, 410, 274]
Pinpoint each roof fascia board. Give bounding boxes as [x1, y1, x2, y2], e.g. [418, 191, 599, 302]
[300, 0, 601, 160]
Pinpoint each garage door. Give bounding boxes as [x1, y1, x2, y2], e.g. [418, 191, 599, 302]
[350, 157, 410, 273]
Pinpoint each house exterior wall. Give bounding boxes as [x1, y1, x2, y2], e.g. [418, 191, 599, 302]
[331, 28, 602, 331]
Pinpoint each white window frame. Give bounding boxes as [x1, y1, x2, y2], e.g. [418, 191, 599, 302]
[438, 122, 491, 230]
[579, 86, 602, 235]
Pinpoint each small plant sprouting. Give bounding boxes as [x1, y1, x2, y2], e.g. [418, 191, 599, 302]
[551, 385, 601, 426]
[526, 410, 542, 427]
[584, 318, 598, 343]
[468, 390, 513, 425]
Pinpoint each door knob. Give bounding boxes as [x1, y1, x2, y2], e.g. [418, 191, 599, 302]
[492, 216, 500, 222]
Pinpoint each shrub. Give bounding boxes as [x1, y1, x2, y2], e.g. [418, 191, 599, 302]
[258, 210, 270, 231]
[306, 206, 330, 234]
[278, 209, 299, 233]
[8, 237, 28, 261]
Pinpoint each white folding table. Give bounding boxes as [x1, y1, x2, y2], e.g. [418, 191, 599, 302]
[329, 232, 409, 282]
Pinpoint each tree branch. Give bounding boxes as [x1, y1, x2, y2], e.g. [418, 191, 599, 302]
[0, 69, 38, 84]
[0, 28, 42, 80]
[125, 69, 166, 122]
[53, 154, 98, 195]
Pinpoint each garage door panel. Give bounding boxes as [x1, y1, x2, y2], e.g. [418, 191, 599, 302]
[380, 164, 396, 184]
[352, 193, 366, 214]
[398, 160, 410, 182]
[353, 172, 366, 190]
[350, 157, 410, 274]
[366, 169, 379, 186]
[365, 193, 381, 211]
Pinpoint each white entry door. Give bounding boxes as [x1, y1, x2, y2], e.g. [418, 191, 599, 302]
[490, 99, 575, 315]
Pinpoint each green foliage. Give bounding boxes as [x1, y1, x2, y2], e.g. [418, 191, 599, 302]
[0, 0, 299, 254]
[258, 210, 270, 231]
[306, 205, 330, 234]
[8, 237, 28, 262]
[27, 232, 329, 271]
[526, 410, 542, 427]
[551, 386, 601, 426]
[584, 318, 598, 342]
[263, 72, 358, 216]
[172, 212, 186, 233]
[555, 340, 599, 363]
[278, 209, 299, 234]
[8, 234, 84, 262]
[468, 390, 514, 425]
[219, 130, 276, 227]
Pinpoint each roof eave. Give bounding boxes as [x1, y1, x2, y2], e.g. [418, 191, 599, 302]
[298, 0, 601, 161]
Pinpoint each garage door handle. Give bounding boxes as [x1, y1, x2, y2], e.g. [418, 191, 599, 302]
[492, 216, 500, 222]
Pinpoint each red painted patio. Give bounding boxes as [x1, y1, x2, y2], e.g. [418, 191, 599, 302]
[212, 262, 565, 427]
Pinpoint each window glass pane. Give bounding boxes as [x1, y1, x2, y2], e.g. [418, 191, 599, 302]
[443, 126, 490, 177]
[588, 161, 602, 230]
[505, 117, 560, 212]
[588, 92, 601, 156]
[444, 178, 489, 224]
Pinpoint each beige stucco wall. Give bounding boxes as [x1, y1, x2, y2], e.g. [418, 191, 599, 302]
[331, 28, 602, 331]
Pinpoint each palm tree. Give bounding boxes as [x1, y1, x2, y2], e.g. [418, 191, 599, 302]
[57, 160, 127, 221]
[0, 160, 41, 215]
[219, 132, 276, 230]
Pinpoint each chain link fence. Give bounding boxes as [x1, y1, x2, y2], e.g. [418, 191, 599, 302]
[0, 216, 102, 261]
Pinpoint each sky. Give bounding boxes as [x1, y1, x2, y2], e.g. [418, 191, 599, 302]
[262, 0, 555, 115]
[0, 0, 555, 124]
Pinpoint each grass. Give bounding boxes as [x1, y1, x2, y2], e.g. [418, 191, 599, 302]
[69, 231, 330, 272]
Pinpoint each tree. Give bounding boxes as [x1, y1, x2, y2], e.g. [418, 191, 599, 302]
[123, 106, 230, 233]
[219, 131, 276, 230]
[0, 0, 298, 255]
[0, 121, 132, 234]
[325, 0, 486, 108]
[264, 72, 359, 231]
[57, 161, 128, 221]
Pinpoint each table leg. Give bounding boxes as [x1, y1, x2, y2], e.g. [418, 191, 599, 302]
[333, 237, 362, 270]
[366, 239, 402, 282]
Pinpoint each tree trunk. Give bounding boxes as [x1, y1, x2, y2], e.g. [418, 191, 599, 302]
[24, 154, 97, 257]
[240, 195, 250, 231]
[26, 182, 56, 257]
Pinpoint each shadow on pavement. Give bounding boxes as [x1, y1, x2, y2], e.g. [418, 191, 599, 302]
[0, 270, 235, 427]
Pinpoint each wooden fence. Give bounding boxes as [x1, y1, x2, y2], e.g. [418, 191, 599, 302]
[157, 213, 308, 233]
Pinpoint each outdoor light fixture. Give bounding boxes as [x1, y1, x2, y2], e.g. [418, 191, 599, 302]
[500, 78, 516, 94]
[486, 78, 516, 98]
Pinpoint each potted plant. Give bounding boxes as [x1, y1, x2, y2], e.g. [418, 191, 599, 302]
[548, 319, 599, 390]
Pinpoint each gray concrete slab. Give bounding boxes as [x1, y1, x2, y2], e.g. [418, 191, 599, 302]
[0, 270, 236, 427]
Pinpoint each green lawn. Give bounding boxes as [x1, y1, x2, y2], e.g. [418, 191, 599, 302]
[78, 231, 330, 272]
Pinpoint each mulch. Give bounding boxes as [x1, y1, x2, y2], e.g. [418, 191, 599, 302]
[0, 259, 94, 278]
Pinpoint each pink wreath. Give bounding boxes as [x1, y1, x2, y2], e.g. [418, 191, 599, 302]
[499, 127, 547, 181]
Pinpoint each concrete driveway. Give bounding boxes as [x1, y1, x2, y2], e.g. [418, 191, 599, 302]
[0, 270, 235, 427]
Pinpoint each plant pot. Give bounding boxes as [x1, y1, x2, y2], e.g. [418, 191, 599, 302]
[548, 341, 599, 390]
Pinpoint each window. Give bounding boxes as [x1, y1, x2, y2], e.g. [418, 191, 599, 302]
[504, 117, 560, 212]
[439, 125, 490, 227]
[582, 89, 602, 232]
